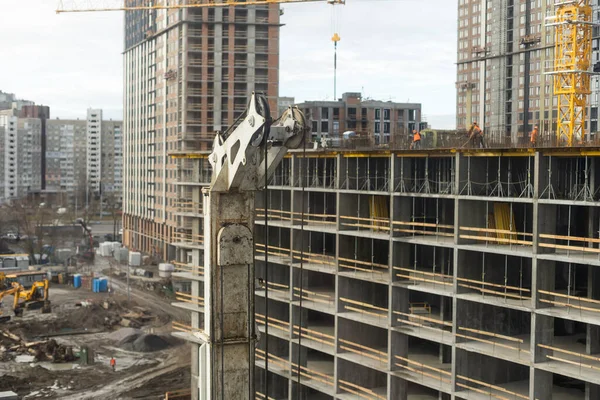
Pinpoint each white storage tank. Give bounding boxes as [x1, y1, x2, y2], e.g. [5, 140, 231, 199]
[158, 263, 174, 272]
[129, 251, 142, 266]
[111, 242, 121, 253]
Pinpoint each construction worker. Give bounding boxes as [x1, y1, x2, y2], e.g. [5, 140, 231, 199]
[530, 125, 538, 147]
[110, 357, 116, 372]
[410, 129, 421, 150]
[470, 122, 484, 148]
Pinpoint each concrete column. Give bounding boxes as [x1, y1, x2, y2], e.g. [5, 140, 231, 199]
[587, 382, 600, 400]
[530, 368, 553, 400]
[531, 313, 553, 363]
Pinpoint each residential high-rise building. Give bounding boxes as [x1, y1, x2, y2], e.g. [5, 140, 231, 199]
[297, 92, 422, 144]
[456, 1, 600, 143]
[45, 114, 123, 203]
[86, 109, 102, 195]
[122, 3, 281, 257]
[0, 111, 42, 203]
[45, 119, 87, 195]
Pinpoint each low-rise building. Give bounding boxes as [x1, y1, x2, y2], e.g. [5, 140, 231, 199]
[297, 92, 423, 145]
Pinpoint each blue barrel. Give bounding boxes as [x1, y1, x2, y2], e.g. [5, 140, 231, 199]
[92, 278, 99, 293]
[73, 274, 82, 289]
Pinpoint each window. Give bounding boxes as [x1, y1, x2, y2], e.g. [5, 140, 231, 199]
[321, 121, 328, 132]
[384, 122, 390, 134]
[375, 109, 381, 120]
[333, 108, 340, 119]
[321, 107, 329, 119]
[311, 121, 317, 132]
[348, 107, 356, 119]
[383, 109, 390, 120]
[374, 122, 380, 133]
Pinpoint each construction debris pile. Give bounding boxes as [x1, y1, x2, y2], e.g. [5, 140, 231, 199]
[0, 330, 76, 363]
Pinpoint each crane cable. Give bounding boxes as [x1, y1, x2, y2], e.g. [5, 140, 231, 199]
[296, 130, 307, 399]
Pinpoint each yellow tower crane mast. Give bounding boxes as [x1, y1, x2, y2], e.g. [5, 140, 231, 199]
[57, 0, 344, 13]
[549, 0, 593, 147]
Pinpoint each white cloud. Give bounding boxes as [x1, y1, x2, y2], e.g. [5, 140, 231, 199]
[0, 0, 456, 126]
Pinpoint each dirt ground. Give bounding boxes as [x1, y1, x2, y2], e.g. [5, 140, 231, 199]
[0, 255, 193, 399]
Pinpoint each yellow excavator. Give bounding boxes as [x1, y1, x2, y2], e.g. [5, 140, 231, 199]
[0, 282, 23, 322]
[18, 279, 51, 314]
[0, 279, 51, 322]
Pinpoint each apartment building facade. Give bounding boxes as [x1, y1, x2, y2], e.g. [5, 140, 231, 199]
[45, 115, 123, 202]
[0, 112, 42, 203]
[169, 148, 600, 400]
[297, 92, 422, 145]
[456, 0, 600, 142]
[122, 3, 281, 257]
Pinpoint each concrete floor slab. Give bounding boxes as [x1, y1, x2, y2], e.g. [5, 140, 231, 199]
[455, 379, 529, 400]
[337, 385, 387, 400]
[538, 251, 600, 268]
[458, 243, 533, 258]
[338, 270, 390, 285]
[393, 280, 454, 297]
[171, 242, 204, 250]
[337, 349, 388, 373]
[338, 311, 389, 329]
[292, 261, 337, 275]
[258, 324, 290, 341]
[339, 229, 391, 241]
[456, 292, 533, 312]
[392, 235, 456, 249]
[455, 334, 531, 366]
[391, 325, 454, 347]
[171, 271, 204, 282]
[536, 305, 600, 326]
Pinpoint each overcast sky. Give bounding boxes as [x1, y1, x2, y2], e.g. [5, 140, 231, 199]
[0, 0, 457, 128]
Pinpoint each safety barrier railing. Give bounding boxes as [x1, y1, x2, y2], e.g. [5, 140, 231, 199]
[255, 349, 290, 373]
[456, 375, 528, 400]
[256, 313, 289, 335]
[393, 311, 453, 336]
[255, 243, 291, 259]
[538, 289, 600, 313]
[394, 355, 451, 385]
[459, 226, 533, 246]
[291, 362, 334, 388]
[394, 267, 453, 288]
[409, 302, 431, 314]
[172, 200, 202, 215]
[340, 215, 390, 232]
[393, 221, 454, 237]
[539, 233, 600, 254]
[291, 249, 336, 270]
[293, 325, 335, 347]
[340, 297, 388, 324]
[538, 343, 600, 372]
[172, 321, 204, 335]
[259, 281, 289, 299]
[175, 292, 204, 307]
[172, 232, 204, 245]
[456, 327, 530, 356]
[338, 380, 386, 400]
[256, 208, 336, 226]
[171, 261, 204, 277]
[457, 277, 531, 301]
[165, 389, 192, 400]
[339, 338, 387, 365]
[255, 392, 275, 400]
[338, 257, 388, 278]
[293, 288, 335, 308]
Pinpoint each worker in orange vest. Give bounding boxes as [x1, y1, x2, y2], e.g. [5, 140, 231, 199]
[410, 129, 421, 150]
[470, 122, 484, 148]
[530, 125, 538, 147]
[110, 357, 116, 372]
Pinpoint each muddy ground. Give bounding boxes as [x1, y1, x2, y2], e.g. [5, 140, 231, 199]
[0, 255, 192, 399]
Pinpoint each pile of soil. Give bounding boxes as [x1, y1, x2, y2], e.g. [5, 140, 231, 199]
[117, 333, 170, 353]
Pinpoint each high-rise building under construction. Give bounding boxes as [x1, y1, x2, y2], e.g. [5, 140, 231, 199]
[122, 3, 281, 257]
[456, 0, 600, 143]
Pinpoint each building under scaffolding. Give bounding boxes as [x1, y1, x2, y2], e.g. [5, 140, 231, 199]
[139, 145, 600, 400]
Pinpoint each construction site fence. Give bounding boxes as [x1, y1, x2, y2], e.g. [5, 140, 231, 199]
[318, 130, 600, 151]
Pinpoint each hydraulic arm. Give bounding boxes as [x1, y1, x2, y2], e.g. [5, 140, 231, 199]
[198, 93, 306, 399]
